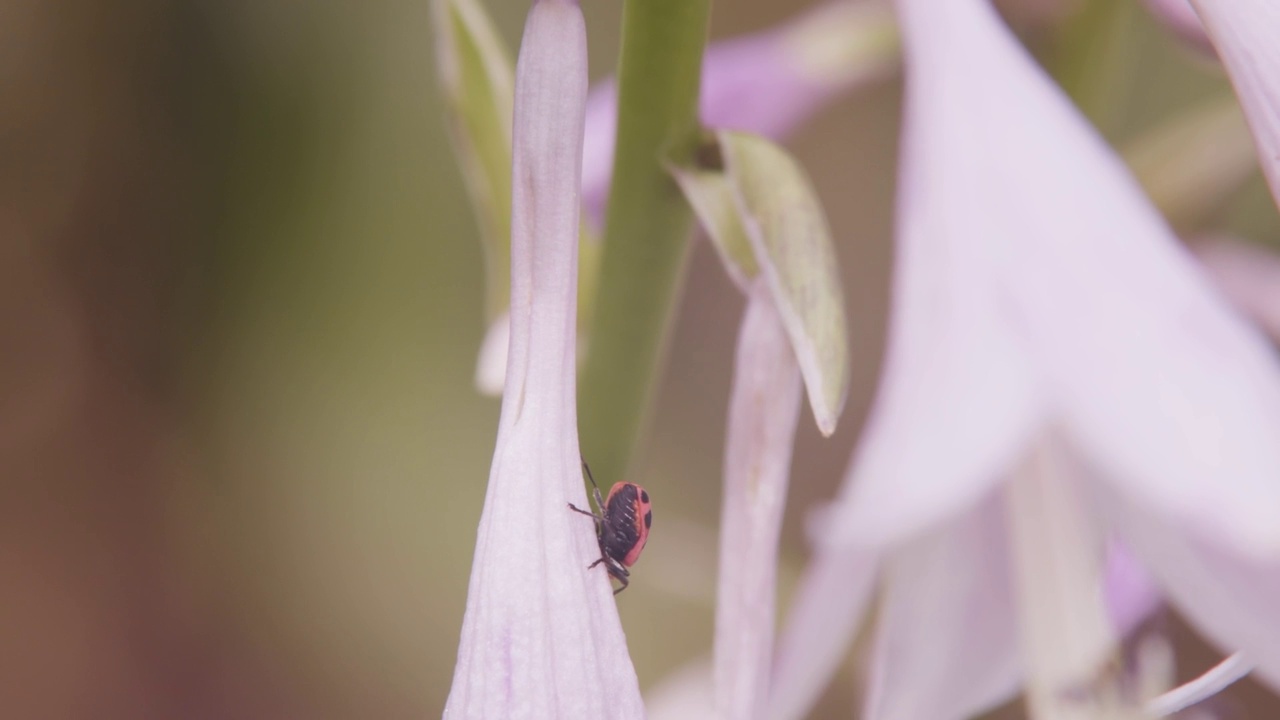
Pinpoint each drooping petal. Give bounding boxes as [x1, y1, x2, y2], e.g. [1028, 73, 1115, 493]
[444, 2, 643, 717]
[714, 287, 804, 720]
[1190, 0, 1280, 209]
[1195, 237, 1280, 343]
[1105, 487, 1280, 693]
[581, 1, 899, 222]
[830, 0, 1280, 557]
[862, 492, 1021, 720]
[825, 0, 1050, 547]
[830, 455, 1161, 720]
[767, 532, 879, 720]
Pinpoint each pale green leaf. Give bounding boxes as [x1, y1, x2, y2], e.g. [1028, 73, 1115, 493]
[669, 158, 759, 291]
[432, 0, 515, 320]
[719, 130, 849, 436]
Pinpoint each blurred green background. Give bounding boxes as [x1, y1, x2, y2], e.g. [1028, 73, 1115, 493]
[1, 0, 1277, 717]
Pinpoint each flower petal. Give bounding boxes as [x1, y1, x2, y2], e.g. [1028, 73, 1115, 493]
[1190, 0, 1280, 209]
[1195, 237, 1280, 343]
[445, 3, 643, 717]
[767, 536, 879, 720]
[825, 0, 1051, 547]
[1004, 441, 1119, 714]
[1106, 487, 1280, 693]
[863, 492, 1021, 720]
[834, 0, 1280, 557]
[714, 287, 804, 720]
[861, 461, 1162, 720]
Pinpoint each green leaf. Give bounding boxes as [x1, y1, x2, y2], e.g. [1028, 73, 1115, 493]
[718, 131, 849, 436]
[668, 153, 758, 290]
[432, 0, 515, 321]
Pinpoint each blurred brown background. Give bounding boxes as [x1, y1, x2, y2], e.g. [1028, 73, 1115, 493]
[1, 0, 1276, 717]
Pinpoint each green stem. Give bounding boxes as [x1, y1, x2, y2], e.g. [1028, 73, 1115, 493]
[578, 0, 711, 483]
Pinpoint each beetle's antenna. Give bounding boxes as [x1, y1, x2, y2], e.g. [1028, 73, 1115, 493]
[581, 457, 600, 492]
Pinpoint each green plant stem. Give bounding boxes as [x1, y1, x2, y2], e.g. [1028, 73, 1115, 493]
[578, 0, 711, 483]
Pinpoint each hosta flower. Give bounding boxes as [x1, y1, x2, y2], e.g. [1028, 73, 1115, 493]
[443, 1, 643, 717]
[773, 0, 1280, 717]
[833, 0, 1280, 554]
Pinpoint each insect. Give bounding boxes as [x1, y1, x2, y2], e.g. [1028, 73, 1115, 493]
[567, 459, 652, 595]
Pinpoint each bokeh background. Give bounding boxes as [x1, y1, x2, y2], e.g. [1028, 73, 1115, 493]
[2, 0, 1278, 717]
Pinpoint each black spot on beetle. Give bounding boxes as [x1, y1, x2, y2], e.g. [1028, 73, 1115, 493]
[644, 511, 652, 529]
[640, 490, 649, 503]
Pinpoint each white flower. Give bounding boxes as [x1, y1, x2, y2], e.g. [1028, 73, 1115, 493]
[444, 2, 644, 717]
[772, 0, 1280, 716]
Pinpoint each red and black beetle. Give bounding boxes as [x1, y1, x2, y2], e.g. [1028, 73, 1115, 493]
[568, 459, 652, 595]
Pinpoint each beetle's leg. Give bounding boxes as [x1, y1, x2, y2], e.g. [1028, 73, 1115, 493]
[588, 556, 630, 594]
[581, 458, 607, 513]
[567, 502, 601, 520]
[605, 557, 630, 578]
